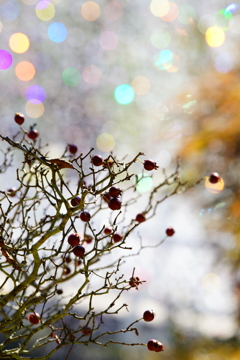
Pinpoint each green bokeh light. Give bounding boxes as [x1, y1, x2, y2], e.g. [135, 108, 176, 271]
[215, 9, 233, 30]
[62, 68, 81, 87]
[114, 84, 135, 105]
[151, 29, 171, 49]
[135, 174, 153, 192]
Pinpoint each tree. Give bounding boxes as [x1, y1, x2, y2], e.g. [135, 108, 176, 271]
[0, 114, 200, 359]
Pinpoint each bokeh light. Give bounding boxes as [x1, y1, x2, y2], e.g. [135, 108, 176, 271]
[151, 29, 171, 49]
[82, 65, 102, 84]
[25, 100, 44, 118]
[114, 84, 135, 104]
[62, 68, 81, 87]
[205, 26, 225, 47]
[205, 177, 224, 193]
[0, 50, 13, 70]
[9, 33, 29, 53]
[81, 1, 100, 21]
[104, 1, 123, 22]
[96, 133, 115, 152]
[215, 9, 232, 30]
[215, 53, 234, 73]
[15, 61, 35, 81]
[135, 174, 153, 192]
[161, 1, 178, 22]
[202, 273, 221, 292]
[48, 22, 67, 43]
[26, 85, 46, 104]
[36, 1, 55, 21]
[1, 0, 20, 20]
[150, 0, 170, 18]
[131, 76, 150, 95]
[99, 31, 118, 50]
[155, 50, 173, 70]
[178, 5, 196, 24]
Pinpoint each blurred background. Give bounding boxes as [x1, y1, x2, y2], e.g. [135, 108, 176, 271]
[1, 0, 240, 359]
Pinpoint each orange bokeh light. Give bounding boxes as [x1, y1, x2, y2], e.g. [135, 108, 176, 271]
[15, 61, 35, 81]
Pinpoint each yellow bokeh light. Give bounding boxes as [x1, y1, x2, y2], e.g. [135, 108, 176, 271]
[15, 61, 35, 81]
[202, 273, 221, 292]
[131, 76, 150, 95]
[81, 1, 101, 21]
[25, 101, 44, 118]
[150, 0, 170, 18]
[96, 133, 115, 152]
[205, 26, 225, 47]
[205, 176, 224, 194]
[9, 33, 30, 54]
[36, 1, 55, 21]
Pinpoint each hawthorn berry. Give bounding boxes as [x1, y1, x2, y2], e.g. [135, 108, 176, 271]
[82, 326, 92, 336]
[27, 128, 39, 140]
[84, 235, 93, 244]
[73, 245, 85, 257]
[65, 256, 71, 264]
[147, 339, 158, 351]
[70, 196, 81, 207]
[68, 144, 78, 154]
[77, 259, 82, 266]
[109, 186, 122, 198]
[91, 155, 103, 166]
[68, 233, 80, 247]
[104, 227, 112, 235]
[155, 341, 164, 352]
[102, 192, 111, 203]
[63, 266, 71, 276]
[14, 113, 25, 125]
[102, 159, 114, 168]
[108, 197, 121, 211]
[143, 310, 155, 322]
[56, 289, 63, 295]
[80, 211, 91, 222]
[143, 159, 158, 171]
[28, 313, 41, 324]
[209, 172, 221, 184]
[7, 187, 17, 197]
[136, 213, 146, 223]
[113, 233, 123, 243]
[166, 227, 175, 236]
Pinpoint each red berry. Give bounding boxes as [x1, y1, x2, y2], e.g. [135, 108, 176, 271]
[68, 144, 78, 154]
[82, 326, 92, 336]
[80, 211, 91, 222]
[70, 196, 81, 207]
[166, 227, 175, 236]
[109, 186, 122, 198]
[68, 233, 80, 247]
[73, 245, 85, 257]
[56, 289, 63, 295]
[155, 341, 164, 352]
[102, 192, 111, 203]
[147, 339, 158, 351]
[91, 155, 103, 166]
[28, 313, 41, 324]
[63, 266, 71, 275]
[102, 159, 114, 168]
[14, 113, 25, 125]
[108, 198, 121, 211]
[104, 227, 112, 235]
[27, 128, 39, 140]
[143, 310, 155, 322]
[209, 172, 221, 184]
[129, 276, 140, 288]
[65, 256, 71, 264]
[144, 159, 158, 171]
[136, 213, 146, 223]
[77, 258, 82, 266]
[7, 187, 17, 197]
[113, 233, 123, 243]
[84, 235, 93, 244]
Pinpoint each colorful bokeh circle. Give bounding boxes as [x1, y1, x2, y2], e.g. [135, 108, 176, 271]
[0, 50, 13, 70]
[114, 84, 135, 104]
[48, 22, 67, 43]
[62, 68, 81, 86]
